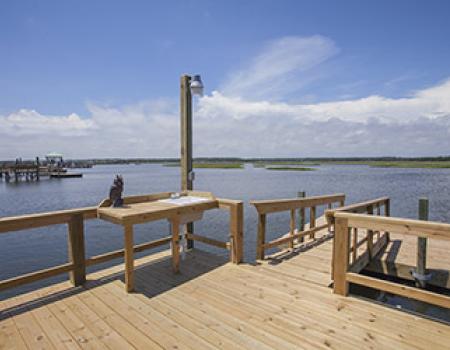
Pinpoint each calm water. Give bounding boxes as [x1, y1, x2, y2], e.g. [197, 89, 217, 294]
[1, 163, 450, 300]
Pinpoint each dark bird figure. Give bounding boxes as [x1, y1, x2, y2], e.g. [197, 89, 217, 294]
[109, 175, 124, 207]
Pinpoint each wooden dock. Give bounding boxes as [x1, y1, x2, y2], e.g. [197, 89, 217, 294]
[2, 233, 449, 349]
[1, 193, 449, 349]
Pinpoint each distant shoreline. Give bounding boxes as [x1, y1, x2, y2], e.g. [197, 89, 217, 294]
[2, 156, 450, 169]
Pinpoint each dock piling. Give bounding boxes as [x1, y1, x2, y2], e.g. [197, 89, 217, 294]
[413, 198, 431, 288]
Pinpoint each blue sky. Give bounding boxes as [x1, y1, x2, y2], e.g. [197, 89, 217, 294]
[1, 1, 450, 158]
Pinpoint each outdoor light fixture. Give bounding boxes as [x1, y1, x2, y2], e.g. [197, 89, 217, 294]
[189, 74, 204, 96]
[180, 73, 204, 249]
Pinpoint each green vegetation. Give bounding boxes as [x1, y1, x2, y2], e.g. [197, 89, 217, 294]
[163, 162, 243, 169]
[265, 166, 316, 171]
[368, 161, 450, 169]
[253, 161, 320, 168]
[252, 159, 450, 169]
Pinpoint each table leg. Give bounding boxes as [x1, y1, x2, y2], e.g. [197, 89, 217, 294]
[124, 224, 134, 292]
[171, 220, 180, 273]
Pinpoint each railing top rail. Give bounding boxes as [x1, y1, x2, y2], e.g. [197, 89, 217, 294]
[250, 193, 345, 214]
[330, 197, 389, 214]
[0, 206, 98, 234]
[334, 212, 450, 241]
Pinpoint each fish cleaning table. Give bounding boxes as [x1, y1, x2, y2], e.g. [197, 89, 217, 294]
[97, 192, 219, 292]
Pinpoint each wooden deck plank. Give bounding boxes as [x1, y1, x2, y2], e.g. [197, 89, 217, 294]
[44, 294, 107, 350]
[80, 287, 169, 350]
[203, 266, 442, 350]
[25, 297, 81, 350]
[62, 292, 136, 350]
[131, 264, 321, 350]
[111, 283, 247, 350]
[177, 260, 432, 349]
[0, 315, 28, 350]
[231, 265, 450, 346]
[93, 282, 215, 350]
[2, 296, 56, 350]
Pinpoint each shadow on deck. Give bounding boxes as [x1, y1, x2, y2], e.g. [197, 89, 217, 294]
[1, 249, 228, 321]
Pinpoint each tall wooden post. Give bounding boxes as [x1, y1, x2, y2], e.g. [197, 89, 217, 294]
[415, 198, 429, 288]
[180, 74, 194, 249]
[256, 214, 266, 260]
[68, 214, 86, 286]
[230, 201, 244, 263]
[333, 217, 350, 295]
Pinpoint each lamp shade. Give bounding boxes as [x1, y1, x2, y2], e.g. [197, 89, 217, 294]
[190, 75, 204, 96]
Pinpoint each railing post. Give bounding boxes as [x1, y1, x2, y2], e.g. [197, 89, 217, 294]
[256, 214, 266, 260]
[297, 191, 305, 229]
[366, 205, 374, 259]
[230, 201, 244, 264]
[309, 206, 316, 239]
[385, 199, 391, 241]
[68, 214, 86, 286]
[297, 191, 305, 242]
[333, 217, 350, 295]
[376, 203, 381, 239]
[352, 227, 358, 263]
[289, 209, 296, 249]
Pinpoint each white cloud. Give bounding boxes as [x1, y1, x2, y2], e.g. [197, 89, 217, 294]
[199, 77, 450, 124]
[1, 35, 449, 159]
[0, 109, 94, 136]
[221, 35, 338, 100]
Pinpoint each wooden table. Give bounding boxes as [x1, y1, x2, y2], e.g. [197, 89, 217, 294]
[97, 193, 219, 292]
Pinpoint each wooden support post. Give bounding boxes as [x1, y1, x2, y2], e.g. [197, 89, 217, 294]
[124, 224, 134, 292]
[180, 74, 194, 249]
[171, 219, 181, 273]
[309, 206, 316, 239]
[67, 214, 86, 286]
[366, 205, 374, 259]
[333, 217, 350, 295]
[289, 209, 296, 249]
[256, 214, 266, 260]
[385, 199, 391, 241]
[230, 201, 244, 263]
[415, 198, 429, 288]
[352, 227, 358, 263]
[297, 191, 305, 242]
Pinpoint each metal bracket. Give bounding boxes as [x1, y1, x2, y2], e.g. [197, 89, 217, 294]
[411, 269, 432, 288]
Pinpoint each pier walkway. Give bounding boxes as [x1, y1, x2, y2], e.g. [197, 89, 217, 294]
[2, 229, 449, 349]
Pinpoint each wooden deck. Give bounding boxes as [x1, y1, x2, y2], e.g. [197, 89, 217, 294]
[366, 232, 450, 288]
[2, 229, 449, 349]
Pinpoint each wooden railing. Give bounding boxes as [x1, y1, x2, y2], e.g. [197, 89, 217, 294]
[333, 212, 450, 309]
[251, 194, 345, 260]
[326, 197, 391, 279]
[0, 195, 243, 292]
